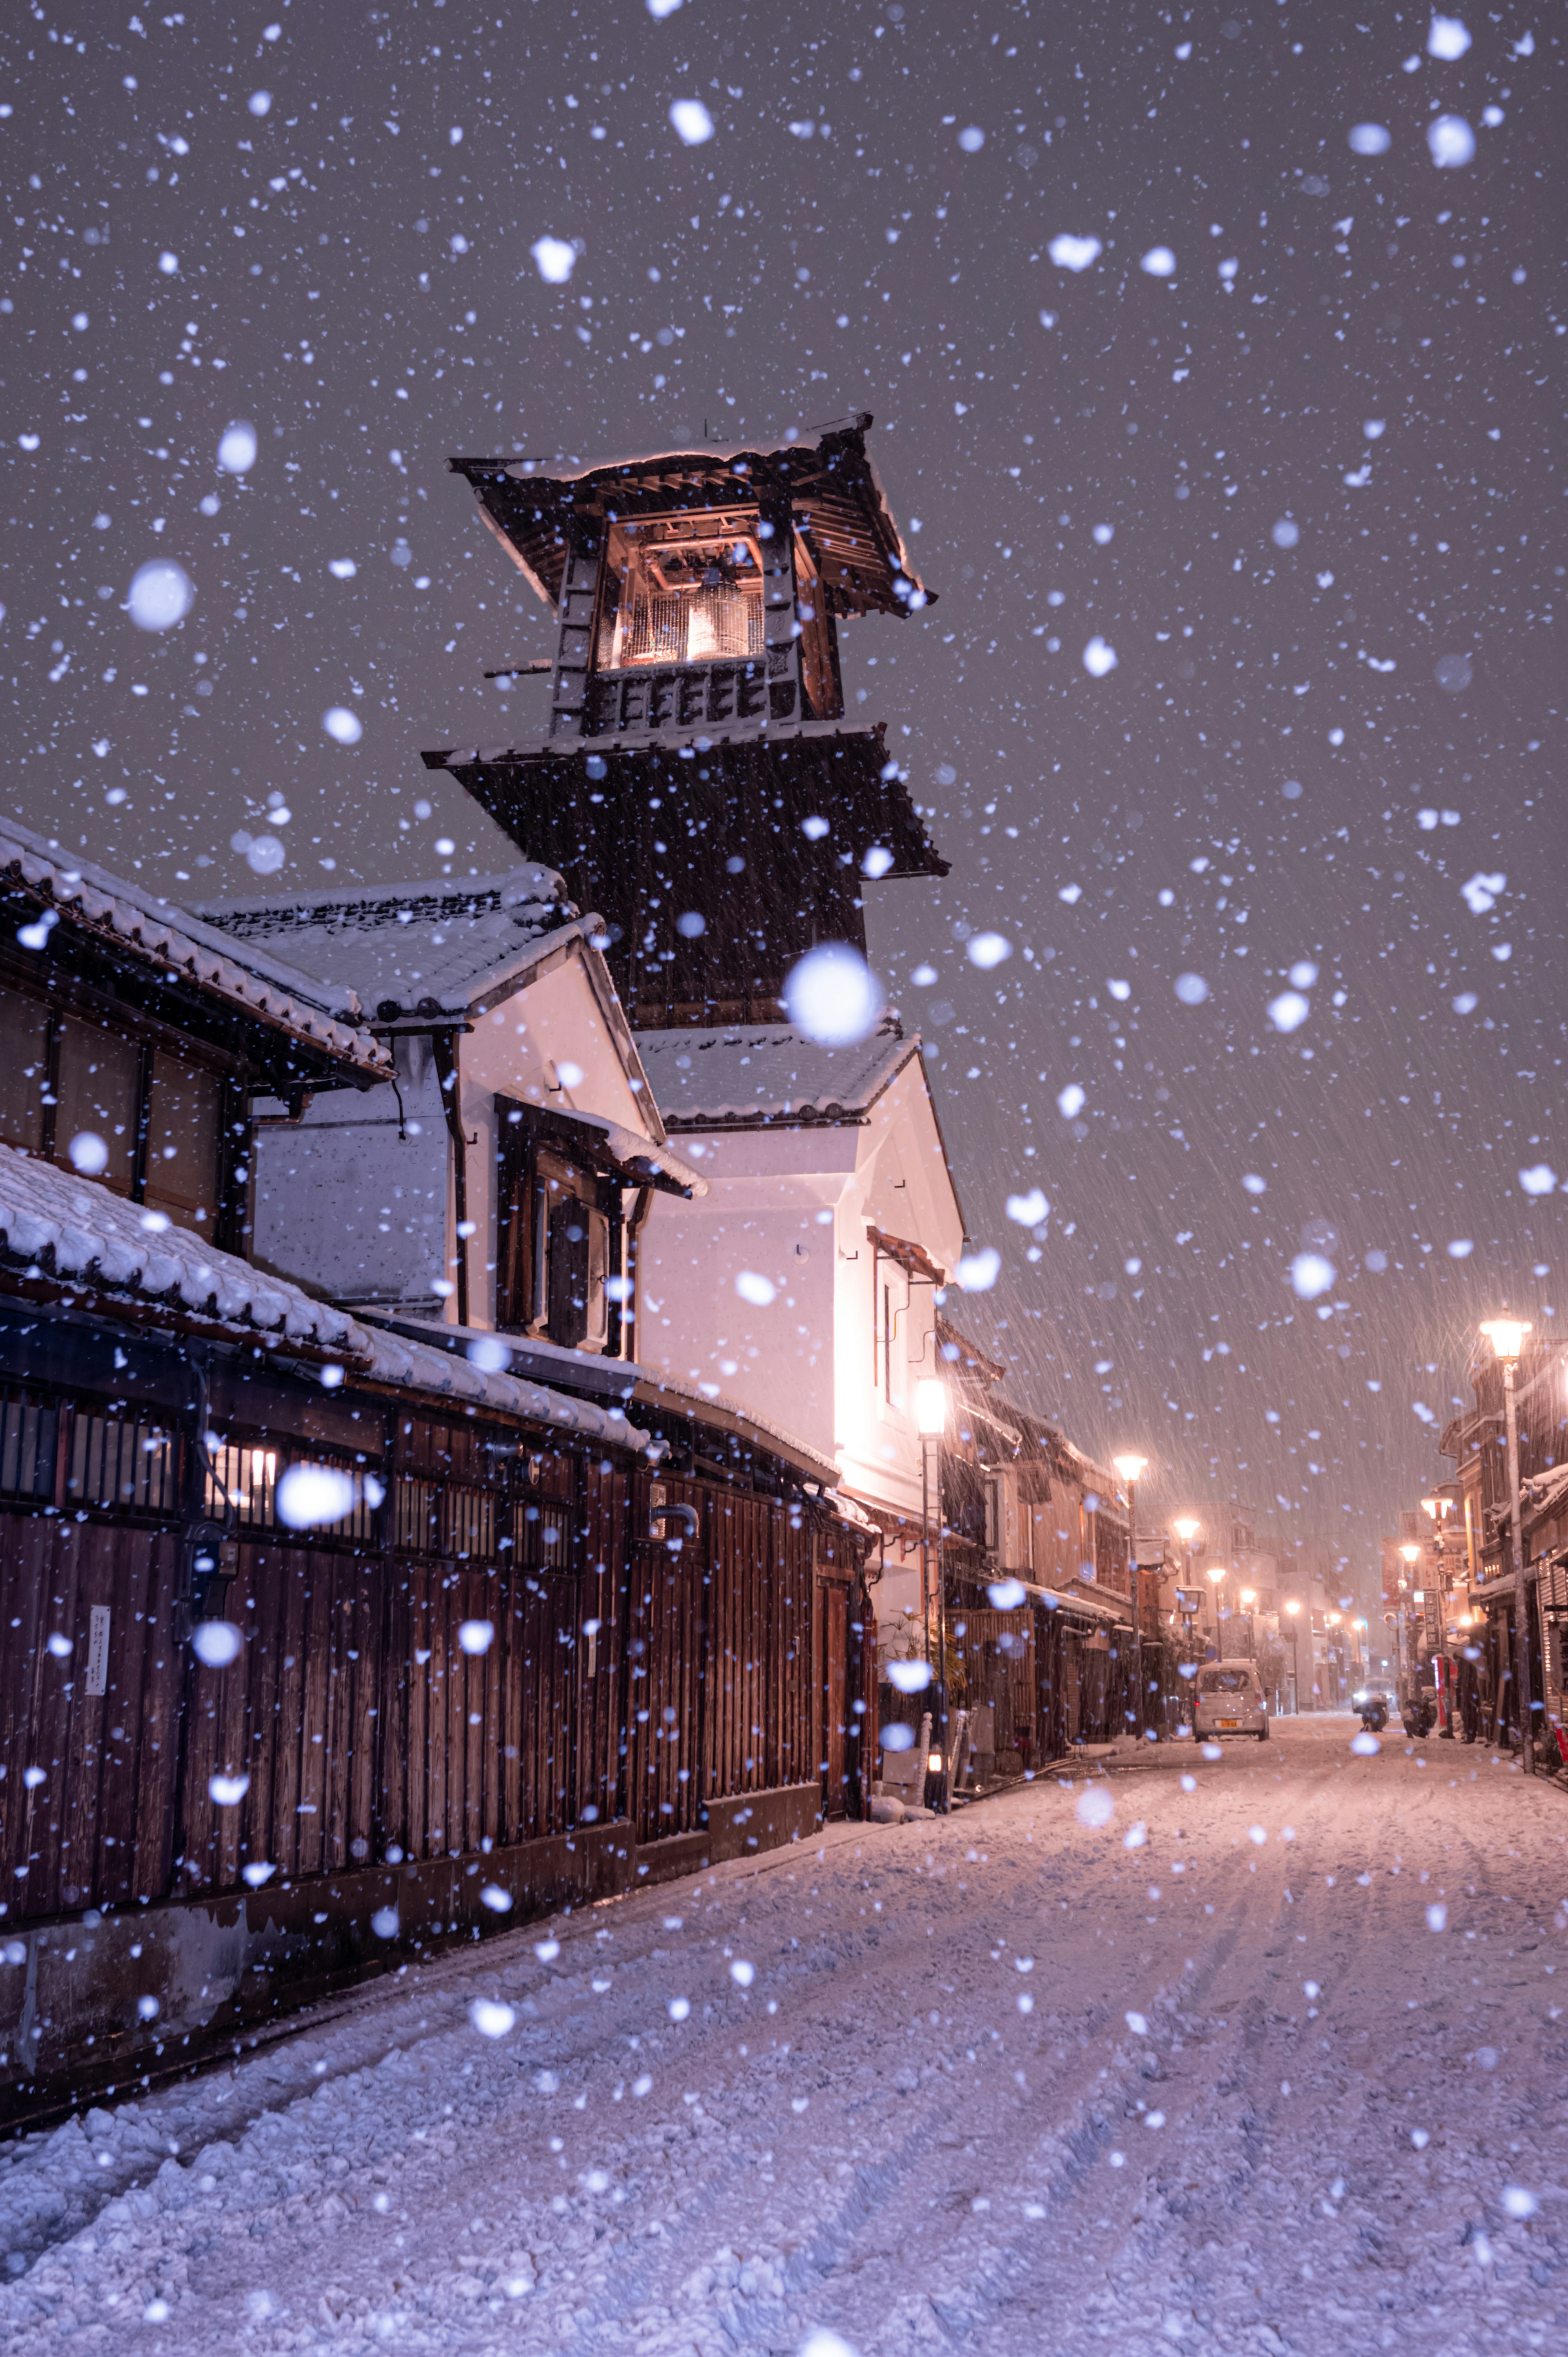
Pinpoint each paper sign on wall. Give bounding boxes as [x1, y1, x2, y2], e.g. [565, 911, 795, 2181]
[86, 1606, 111, 1698]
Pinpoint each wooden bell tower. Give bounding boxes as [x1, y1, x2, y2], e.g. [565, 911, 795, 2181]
[423, 415, 947, 1029]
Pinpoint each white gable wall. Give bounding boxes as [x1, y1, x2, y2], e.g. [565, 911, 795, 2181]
[832, 1055, 964, 1523]
[634, 1048, 964, 1525]
[460, 947, 658, 1329]
[633, 1125, 852, 1454]
[251, 940, 666, 1327]
[250, 1047, 448, 1305]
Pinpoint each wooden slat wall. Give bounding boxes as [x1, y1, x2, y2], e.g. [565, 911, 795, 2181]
[180, 1541, 383, 1889]
[0, 1409, 869, 1931]
[0, 1518, 180, 1919]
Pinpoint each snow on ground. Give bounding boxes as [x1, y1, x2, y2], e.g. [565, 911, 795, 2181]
[2, 1717, 1567, 2355]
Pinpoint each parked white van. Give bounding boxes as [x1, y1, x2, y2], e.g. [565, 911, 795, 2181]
[1194, 1659, 1270, 1742]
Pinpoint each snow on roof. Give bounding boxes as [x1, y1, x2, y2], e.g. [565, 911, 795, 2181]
[447, 417, 930, 620]
[187, 867, 586, 1019]
[558, 1106, 708, 1198]
[358, 1325, 657, 1453]
[635, 1021, 917, 1128]
[1496, 1460, 1568, 1540]
[0, 1140, 363, 1353]
[374, 1315, 834, 1480]
[0, 814, 388, 1074]
[1009, 1578, 1134, 1629]
[0, 1141, 657, 1452]
[423, 713, 899, 772]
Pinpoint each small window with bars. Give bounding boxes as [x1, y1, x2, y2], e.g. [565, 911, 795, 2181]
[392, 1474, 500, 1561]
[207, 1443, 382, 1544]
[66, 1410, 176, 1513]
[0, 1394, 61, 1503]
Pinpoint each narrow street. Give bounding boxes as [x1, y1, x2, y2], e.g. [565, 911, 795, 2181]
[3, 1720, 1566, 2355]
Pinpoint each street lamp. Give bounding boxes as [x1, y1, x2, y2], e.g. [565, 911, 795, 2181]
[1238, 1585, 1257, 1663]
[1112, 1456, 1149, 1708]
[1481, 1317, 1535, 1772]
[1206, 1564, 1227, 1644]
[1171, 1517, 1200, 1630]
[1421, 1496, 1457, 1734]
[1284, 1597, 1302, 1715]
[1112, 1453, 1147, 1586]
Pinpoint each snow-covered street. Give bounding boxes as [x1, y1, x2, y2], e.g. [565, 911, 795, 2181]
[2, 1718, 1566, 2355]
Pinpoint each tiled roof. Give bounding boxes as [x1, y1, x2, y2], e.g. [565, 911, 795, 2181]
[634, 1021, 916, 1128]
[0, 1142, 655, 1451]
[187, 866, 584, 1017]
[0, 817, 388, 1073]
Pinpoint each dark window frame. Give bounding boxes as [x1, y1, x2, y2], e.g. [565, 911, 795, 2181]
[494, 1098, 621, 1353]
[0, 949, 249, 1251]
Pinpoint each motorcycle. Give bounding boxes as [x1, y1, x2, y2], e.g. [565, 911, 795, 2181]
[1353, 1688, 1389, 1734]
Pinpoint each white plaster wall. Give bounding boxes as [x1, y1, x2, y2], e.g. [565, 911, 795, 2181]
[634, 1128, 852, 1459]
[831, 1057, 965, 1524]
[249, 1045, 448, 1305]
[637, 1052, 965, 1525]
[252, 944, 664, 1326]
[459, 949, 659, 1329]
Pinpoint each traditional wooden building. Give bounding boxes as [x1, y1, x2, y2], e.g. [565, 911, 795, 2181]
[0, 824, 872, 2124]
[415, 418, 969, 1577]
[422, 415, 947, 1029]
[1441, 1340, 1568, 1751]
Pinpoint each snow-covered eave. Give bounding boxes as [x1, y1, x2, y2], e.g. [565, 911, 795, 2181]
[357, 911, 595, 1021]
[10, 872, 394, 1079]
[1495, 1461, 1568, 1541]
[650, 1032, 920, 1134]
[0, 822, 388, 1077]
[188, 874, 585, 1025]
[423, 716, 894, 771]
[0, 1144, 657, 1452]
[352, 1315, 839, 1489]
[1020, 1579, 1136, 1629]
[665, 1081, 918, 1135]
[448, 426, 931, 612]
[0, 811, 389, 1070]
[628, 1369, 842, 1487]
[551, 1107, 708, 1199]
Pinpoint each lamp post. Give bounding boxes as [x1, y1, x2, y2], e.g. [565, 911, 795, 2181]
[916, 1377, 947, 1798]
[1238, 1586, 1257, 1663]
[1481, 1318, 1535, 1772]
[1284, 1598, 1302, 1715]
[1113, 1453, 1149, 1741]
[1397, 1539, 1422, 1723]
[1206, 1562, 1227, 1653]
[1171, 1515, 1199, 1650]
[1421, 1495, 1457, 1733]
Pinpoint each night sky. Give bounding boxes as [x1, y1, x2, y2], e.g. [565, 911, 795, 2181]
[3, 1, 1563, 1598]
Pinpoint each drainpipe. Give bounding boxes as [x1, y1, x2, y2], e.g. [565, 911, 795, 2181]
[430, 1028, 470, 1329]
[621, 1184, 653, 1360]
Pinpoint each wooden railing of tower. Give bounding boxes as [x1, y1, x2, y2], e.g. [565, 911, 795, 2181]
[548, 512, 604, 740]
[757, 478, 805, 725]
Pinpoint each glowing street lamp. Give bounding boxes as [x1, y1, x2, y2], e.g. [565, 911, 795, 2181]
[1283, 1597, 1302, 1714]
[916, 1378, 947, 1437]
[1112, 1453, 1149, 1645]
[1482, 1316, 1535, 1770]
[1171, 1518, 1201, 1632]
[1480, 1318, 1531, 1365]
